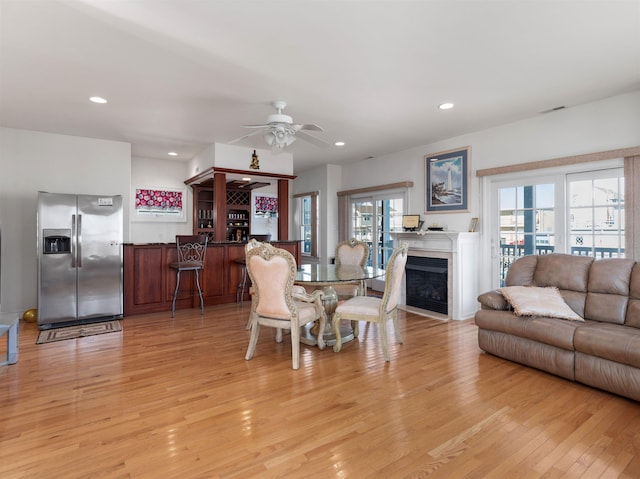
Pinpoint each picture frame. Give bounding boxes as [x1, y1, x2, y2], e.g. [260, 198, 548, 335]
[468, 217, 479, 232]
[402, 215, 422, 231]
[132, 186, 187, 222]
[254, 194, 278, 218]
[425, 147, 470, 213]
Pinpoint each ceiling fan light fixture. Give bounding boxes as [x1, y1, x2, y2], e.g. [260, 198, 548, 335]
[229, 100, 327, 150]
[264, 129, 296, 149]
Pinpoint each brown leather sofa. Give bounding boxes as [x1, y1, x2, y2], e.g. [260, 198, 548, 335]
[475, 253, 640, 402]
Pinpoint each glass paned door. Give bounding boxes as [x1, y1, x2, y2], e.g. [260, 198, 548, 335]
[352, 199, 373, 264]
[498, 183, 555, 286]
[351, 194, 404, 290]
[301, 196, 312, 255]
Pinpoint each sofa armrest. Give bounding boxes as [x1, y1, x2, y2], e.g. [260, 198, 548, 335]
[477, 290, 510, 310]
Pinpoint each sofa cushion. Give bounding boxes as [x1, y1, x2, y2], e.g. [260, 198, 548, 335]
[574, 321, 640, 369]
[505, 255, 538, 286]
[560, 290, 588, 319]
[499, 286, 584, 321]
[583, 258, 634, 324]
[475, 309, 579, 351]
[587, 258, 635, 295]
[533, 253, 593, 292]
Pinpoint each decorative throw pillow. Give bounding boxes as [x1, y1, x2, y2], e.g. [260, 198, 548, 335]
[498, 286, 584, 321]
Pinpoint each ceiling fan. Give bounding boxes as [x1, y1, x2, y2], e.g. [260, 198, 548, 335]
[228, 100, 329, 149]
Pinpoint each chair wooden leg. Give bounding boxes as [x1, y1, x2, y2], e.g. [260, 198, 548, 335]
[245, 322, 260, 361]
[291, 323, 300, 370]
[392, 311, 403, 344]
[316, 312, 326, 351]
[275, 328, 283, 343]
[380, 319, 390, 362]
[332, 312, 343, 352]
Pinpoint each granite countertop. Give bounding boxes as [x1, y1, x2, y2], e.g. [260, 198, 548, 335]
[123, 239, 301, 246]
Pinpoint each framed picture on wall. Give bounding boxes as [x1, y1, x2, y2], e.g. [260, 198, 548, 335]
[425, 147, 470, 213]
[132, 186, 187, 222]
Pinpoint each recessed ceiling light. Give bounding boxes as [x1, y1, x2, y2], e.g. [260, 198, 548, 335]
[335, 141, 346, 147]
[242, 177, 251, 181]
[439, 102, 454, 110]
[168, 152, 178, 156]
[89, 96, 107, 104]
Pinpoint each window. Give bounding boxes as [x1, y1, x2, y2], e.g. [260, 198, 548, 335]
[568, 169, 624, 258]
[487, 161, 624, 287]
[294, 191, 318, 257]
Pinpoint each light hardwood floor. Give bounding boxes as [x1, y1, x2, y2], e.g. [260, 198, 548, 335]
[2, 304, 640, 479]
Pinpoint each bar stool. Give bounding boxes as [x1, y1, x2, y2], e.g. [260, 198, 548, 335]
[169, 235, 208, 318]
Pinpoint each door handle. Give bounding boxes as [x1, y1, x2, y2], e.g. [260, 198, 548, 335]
[71, 214, 77, 268]
[77, 214, 82, 268]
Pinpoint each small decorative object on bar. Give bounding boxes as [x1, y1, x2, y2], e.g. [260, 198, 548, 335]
[250, 149, 260, 170]
[425, 147, 470, 213]
[468, 217, 479, 232]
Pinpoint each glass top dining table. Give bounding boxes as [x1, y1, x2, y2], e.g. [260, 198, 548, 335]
[295, 264, 385, 286]
[294, 264, 385, 347]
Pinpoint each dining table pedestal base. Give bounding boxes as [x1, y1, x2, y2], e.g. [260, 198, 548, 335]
[294, 264, 384, 348]
[300, 322, 354, 348]
[299, 285, 354, 347]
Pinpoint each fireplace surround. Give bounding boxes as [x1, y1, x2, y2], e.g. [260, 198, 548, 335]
[391, 231, 479, 320]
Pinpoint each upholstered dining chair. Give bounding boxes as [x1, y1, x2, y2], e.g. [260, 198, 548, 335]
[245, 242, 326, 370]
[333, 238, 370, 300]
[244, 238, 264, 329]
[331, 242, 408, 361]
[169, 235, 208, 318]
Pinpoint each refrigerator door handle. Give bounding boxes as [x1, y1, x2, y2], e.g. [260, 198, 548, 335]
[71, 214, 77, 268]
[77, 214, 82, 268]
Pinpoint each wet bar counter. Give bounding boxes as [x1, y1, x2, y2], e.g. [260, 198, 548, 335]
[123, 241, 301, 316]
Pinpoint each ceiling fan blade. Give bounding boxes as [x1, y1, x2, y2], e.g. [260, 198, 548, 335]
[242, 123, 271, 129]
[293, 123, 324, 132]
[228, 129, 264, 144]
[296, 130, 331, 148]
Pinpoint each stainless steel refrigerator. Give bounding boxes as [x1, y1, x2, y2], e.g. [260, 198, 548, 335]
[37, 192, 123, 329]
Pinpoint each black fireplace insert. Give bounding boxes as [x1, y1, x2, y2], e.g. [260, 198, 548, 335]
[405, 256, 448, 314]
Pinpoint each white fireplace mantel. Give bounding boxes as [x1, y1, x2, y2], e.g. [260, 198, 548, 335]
[391, 231, 479, 320]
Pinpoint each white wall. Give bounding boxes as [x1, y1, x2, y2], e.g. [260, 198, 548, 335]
[187, 143, 293, 178]
[340, 91, 640, 234]
[324, 91, 640, 292]
[250, 184, 279, 240]
[0, 127, 131, 313]
[294, 163, 343, 263]
[130, 157, 193, 243]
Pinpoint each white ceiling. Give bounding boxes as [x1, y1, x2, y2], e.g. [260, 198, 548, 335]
[1, 0, 639, 173]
